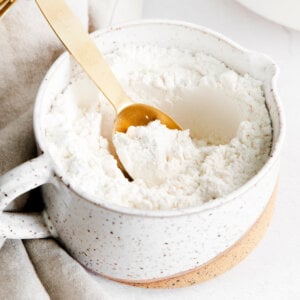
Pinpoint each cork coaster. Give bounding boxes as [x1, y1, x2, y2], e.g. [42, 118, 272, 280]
[122, 184, 277, 289]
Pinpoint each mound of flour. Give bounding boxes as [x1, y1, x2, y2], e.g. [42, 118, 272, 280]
[44, 44, 272, 210]
[113, 121, 199, 186]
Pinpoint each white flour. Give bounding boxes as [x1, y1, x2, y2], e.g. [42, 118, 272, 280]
[44, 44, 272, 210]
[113, 121, 199, 187]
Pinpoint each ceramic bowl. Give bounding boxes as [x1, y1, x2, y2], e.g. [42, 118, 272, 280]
[0, 20, 285, 282]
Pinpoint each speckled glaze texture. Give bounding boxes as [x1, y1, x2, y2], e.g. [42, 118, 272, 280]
[0, 21, 285, 282]
[42, 161, 279, 281]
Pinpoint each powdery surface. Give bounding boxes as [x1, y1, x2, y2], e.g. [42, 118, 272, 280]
[44, 45, 272, 210]
[113, 121, 199, 187]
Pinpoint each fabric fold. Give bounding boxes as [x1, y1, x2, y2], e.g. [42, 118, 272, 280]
[0, 240, 49, 299]
[24, 239, 109, 300]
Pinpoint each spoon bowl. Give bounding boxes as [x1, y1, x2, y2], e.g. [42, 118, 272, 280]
[115, 103, 181, 133]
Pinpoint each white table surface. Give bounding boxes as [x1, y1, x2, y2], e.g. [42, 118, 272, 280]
[92, 1, 300, 299]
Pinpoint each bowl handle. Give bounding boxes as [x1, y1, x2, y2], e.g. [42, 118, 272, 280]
[0, 154, 53, 241]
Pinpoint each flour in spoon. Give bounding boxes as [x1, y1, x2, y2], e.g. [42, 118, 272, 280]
[44, 44, 272, 210]
[113, 121, 199, 187]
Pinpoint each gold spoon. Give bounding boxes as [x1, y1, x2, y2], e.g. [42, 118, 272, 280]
[35, 0, 181, 134]
[0, 0, 16, 19]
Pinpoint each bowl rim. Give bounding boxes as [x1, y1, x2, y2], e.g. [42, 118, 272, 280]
[34, 19, 286, 218]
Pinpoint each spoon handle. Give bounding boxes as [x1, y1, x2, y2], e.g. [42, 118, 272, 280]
[35, 0, 132, 112]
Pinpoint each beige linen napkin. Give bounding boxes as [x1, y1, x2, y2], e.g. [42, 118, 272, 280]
[0, 0, 141, 298]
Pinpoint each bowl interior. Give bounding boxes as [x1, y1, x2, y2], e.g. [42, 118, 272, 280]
[34, 20, 283, 216]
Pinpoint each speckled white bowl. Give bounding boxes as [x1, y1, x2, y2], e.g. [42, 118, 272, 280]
[0, 20, 285, 282]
